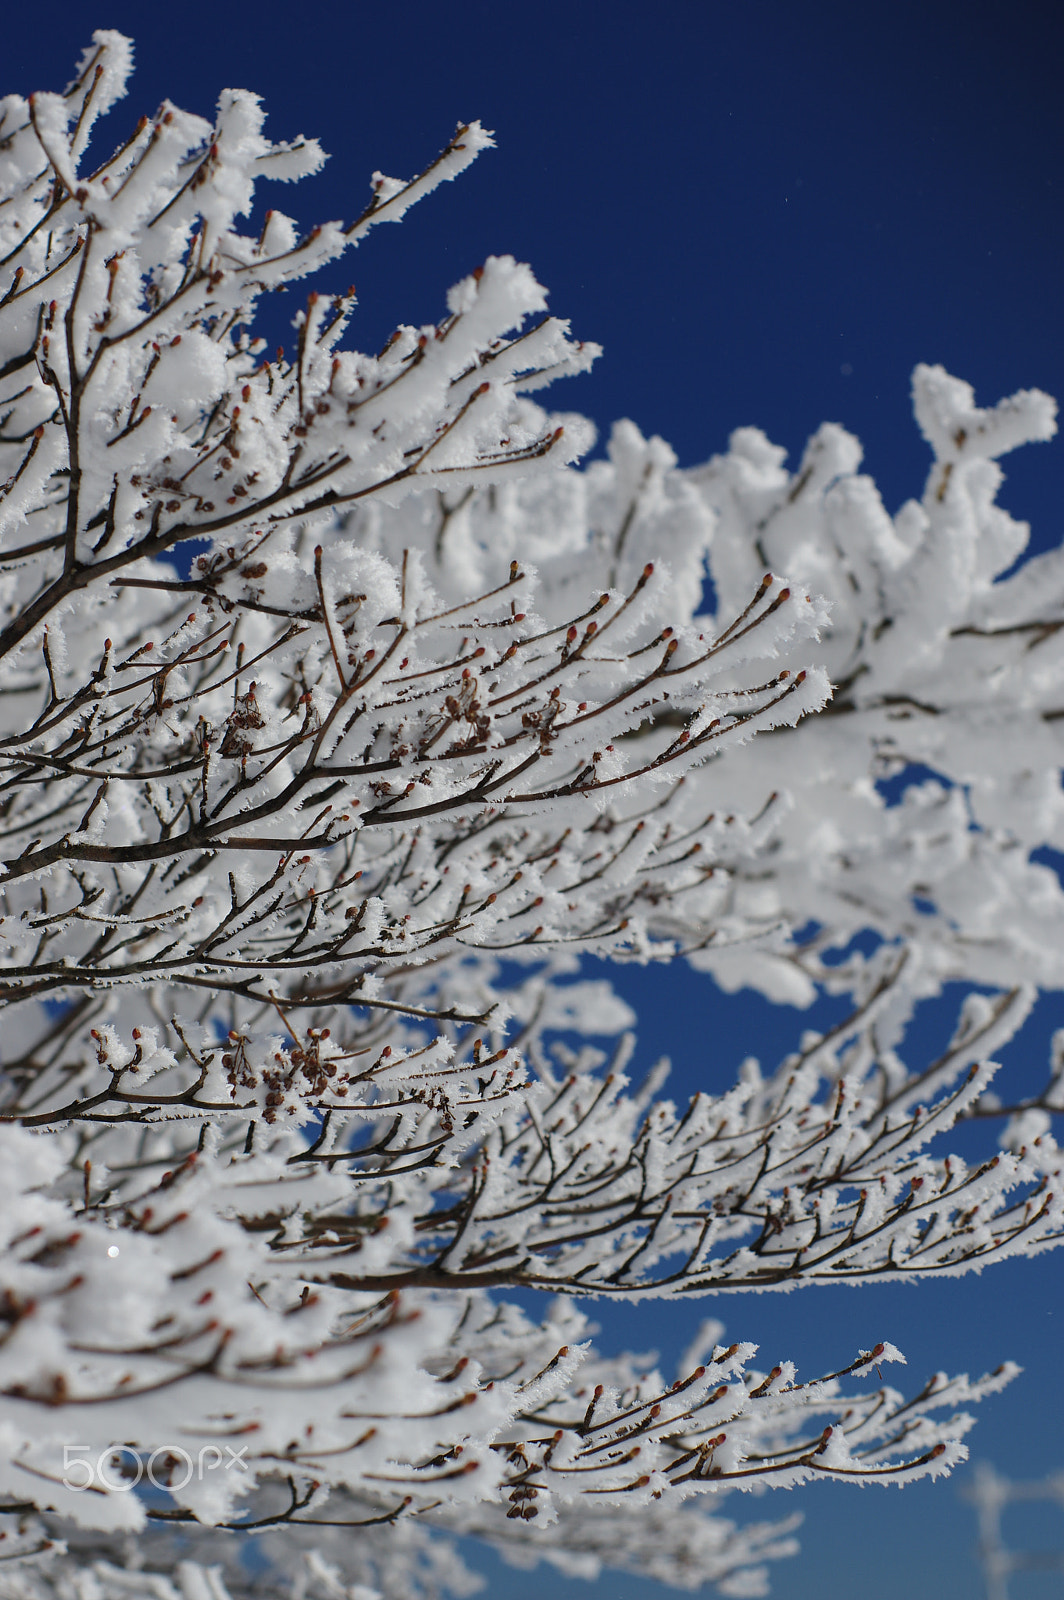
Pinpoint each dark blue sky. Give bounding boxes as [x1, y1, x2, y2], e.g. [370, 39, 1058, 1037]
[7, 4, 1064, 1595]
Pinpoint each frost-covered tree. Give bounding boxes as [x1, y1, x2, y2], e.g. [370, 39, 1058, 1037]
[1, 32, 1063, 1600]
[965, 1461, 1064, 1600]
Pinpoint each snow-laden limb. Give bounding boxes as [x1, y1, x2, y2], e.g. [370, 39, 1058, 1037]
[0, 1000, 1029, 1545]
[0, 543, 825, 1062]
[3, 42, 1064, 1054]
[684, 362, 1064, 1013]
[0, 1087, 1019, 1556]
[0, 1504, 799, 1600]
[365, 363, 1064, 1018]
[0, 32, 597, 660]
[0, 1114, 1011, 1571]
[0, 1499, 802, 1600]
[241, 977, 1058, 1300]
[0, 31, 828, 1141]
[5, 970, 1061, 1314]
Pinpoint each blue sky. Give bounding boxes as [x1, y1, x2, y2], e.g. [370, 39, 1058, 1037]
[6, 4, 1064, 1595]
